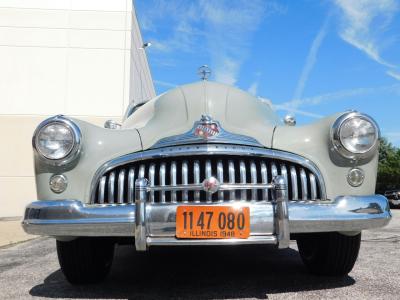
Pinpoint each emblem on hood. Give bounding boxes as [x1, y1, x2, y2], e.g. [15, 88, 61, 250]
[150, 115, 262, 149]
[194, 115, 220, 139]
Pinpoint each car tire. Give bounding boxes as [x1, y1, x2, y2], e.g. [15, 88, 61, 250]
[296, 232, 361, 276]
[56, 237, 115, 284]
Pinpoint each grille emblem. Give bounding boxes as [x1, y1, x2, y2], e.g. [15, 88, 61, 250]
[194, 115, 220, 139]
[202, 177, 220, 194]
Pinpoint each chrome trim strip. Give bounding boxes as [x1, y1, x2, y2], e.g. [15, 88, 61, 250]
[228, 160, 235, 201]
[108, 171, 115, 204]
[194, 160, 200, 202]
[127, 168, 135, 204]
[159, 163, 166, 203]
[170, 161, 177, 203]
[280, 164, 288, 199]
[260, 161, 268, 201]
[205, 160, 212, 203]
[250, 161, 257, 201]
[139, 164, 145, 179]
[151, 119, 263, 149]
[149, 163, 155, 203]
[300, 168, 308, 200]
[98, 176, 106, 204]
[117, 170, 125, 204]
[271, 162, 278, 178]
[240, 160, 247, 200]
[23, 195, 391, 238]
[90, 144, 327, 203]
[217, 160, 224, 201]
[182, 161, 189, 203]
[309, 173, 317, 200]
[290, 166, 298, 200]
[147, 236, 277, 246]
[146, 183, 275, 192]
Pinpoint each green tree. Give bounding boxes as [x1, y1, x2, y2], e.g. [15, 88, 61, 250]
[376, 138, 400, 193]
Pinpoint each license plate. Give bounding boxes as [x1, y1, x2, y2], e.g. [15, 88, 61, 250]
[176, 206, 250, 239]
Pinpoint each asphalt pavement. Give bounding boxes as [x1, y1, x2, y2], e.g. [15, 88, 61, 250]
[0, 210, 399, 300]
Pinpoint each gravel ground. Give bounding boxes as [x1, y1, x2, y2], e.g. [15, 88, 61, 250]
[0, 210, 399, 300]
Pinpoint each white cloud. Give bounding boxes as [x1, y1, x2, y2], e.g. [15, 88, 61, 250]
[138, 1, 286, 85]
[273, 104, 324, 119]
[154, 80, 177, 88]
[281, 83, 400, 111]
[274, 83, 400, 120]
[387, 70, 400, 81]
[334, 0, 398, 68]
[292, 16, 330, 103]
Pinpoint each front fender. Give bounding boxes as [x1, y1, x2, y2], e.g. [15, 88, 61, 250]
[272, 114, 378, 200]
[34, 117, 143, 203]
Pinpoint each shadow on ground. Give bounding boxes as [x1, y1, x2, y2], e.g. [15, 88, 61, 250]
[30, 244, 355, 299]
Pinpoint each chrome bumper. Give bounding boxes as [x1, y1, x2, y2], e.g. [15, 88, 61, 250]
[23, 177, 391, 251]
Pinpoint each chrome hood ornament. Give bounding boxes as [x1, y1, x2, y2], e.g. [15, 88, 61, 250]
[197, 65, 211, 80]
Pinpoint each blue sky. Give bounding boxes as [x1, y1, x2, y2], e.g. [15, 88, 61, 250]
[135, 0, 400, 146]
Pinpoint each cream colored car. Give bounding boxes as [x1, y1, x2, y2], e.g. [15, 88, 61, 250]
[23, 80, 391, 284]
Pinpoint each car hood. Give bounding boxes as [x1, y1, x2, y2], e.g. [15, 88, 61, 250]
[123, 81, 279, 149]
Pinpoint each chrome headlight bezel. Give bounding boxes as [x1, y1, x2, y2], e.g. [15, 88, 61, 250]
[33, 115, 82, 166]
[331, 112, 380, 160]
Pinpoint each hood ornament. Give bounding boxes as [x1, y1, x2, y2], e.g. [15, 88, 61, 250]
[194, 115, 220, 139]
[198, 65, 211, 81]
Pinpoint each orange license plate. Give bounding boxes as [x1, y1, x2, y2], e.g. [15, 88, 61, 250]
[176, 206, 250, 239]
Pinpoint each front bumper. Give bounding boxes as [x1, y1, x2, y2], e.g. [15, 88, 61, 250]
[23, 191, 391, 250]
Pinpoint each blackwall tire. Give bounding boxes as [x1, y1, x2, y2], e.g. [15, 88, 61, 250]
[297, 232, 361, 276]
[56, 238, 115, 284]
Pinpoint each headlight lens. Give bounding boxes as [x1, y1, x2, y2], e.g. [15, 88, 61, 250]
[36, 123, 74, 159]
[339, 117, 378, 153]
[331, 112, 379, 159]
[33, 116, 81, 164]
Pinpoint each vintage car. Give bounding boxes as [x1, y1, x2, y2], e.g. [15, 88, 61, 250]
[384, 190, 400, 208]
[23, 77, 391, 284]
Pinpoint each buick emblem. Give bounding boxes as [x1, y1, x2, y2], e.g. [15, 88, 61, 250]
[194, 115, 220, 139]
[202, 177, 220, 194]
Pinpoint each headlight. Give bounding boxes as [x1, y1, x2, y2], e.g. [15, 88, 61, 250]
[33, 115, 81, 164]
[331, 112, 379, 159]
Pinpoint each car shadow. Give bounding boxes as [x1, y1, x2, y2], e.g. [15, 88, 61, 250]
[30, 244, 355, 299]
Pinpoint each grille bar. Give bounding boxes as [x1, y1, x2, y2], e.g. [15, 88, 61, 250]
[128, 168, 135, 203]
[108, 171, 115, 204]
[194, 160, 200, 202]
[182, 161, 188, 203]
[217, 160, 224, 201]
[93, 153, 324, 205]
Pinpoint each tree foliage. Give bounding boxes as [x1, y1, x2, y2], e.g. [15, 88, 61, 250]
[376, 138, 400, 193]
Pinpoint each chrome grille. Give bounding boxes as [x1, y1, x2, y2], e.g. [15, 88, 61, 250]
[92, 150, 324, 204]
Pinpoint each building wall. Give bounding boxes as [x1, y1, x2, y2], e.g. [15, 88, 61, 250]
[0, 0, 155, 217]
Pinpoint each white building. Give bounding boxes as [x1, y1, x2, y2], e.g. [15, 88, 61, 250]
[0, 0, 155, 217]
